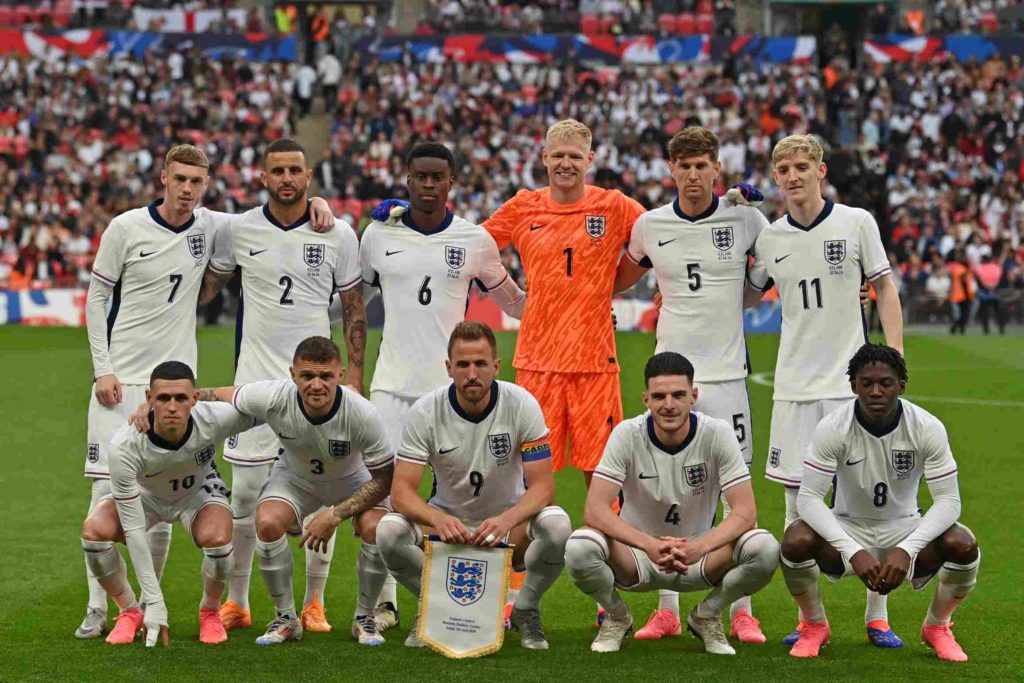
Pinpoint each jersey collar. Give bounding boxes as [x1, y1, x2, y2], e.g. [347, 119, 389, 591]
[263, 200, 311, 231]
[647, 413, 698, 455]
[448, 381, 499, 424]
[401, 209, 454, 235]
[854, 399, 904, 438]
[786, 198, 834, 232]
[148, 199, 196, 234]
[672, 194, 718, 223]
[296, 388, 343, 425]
[146, 413, 195, 450]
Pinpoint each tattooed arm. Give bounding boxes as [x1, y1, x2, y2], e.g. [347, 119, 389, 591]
[200, 267, 234, 305]
[300, 463, 394, 552]
[339, 286, 367, 395]
[196, 387, 236, 402]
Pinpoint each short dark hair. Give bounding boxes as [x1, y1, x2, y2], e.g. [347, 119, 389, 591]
[847, 343, 908, 383]
[150, 361, 195, 385]
[406, 140, 455, 173]
[293, 336, 342, 365]
[448, 321, 497, 358]
[644, 352, 695, 386]
[266, 137, 306, 158]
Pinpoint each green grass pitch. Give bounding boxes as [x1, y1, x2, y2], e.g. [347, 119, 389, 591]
[0, 327, 1022, 681]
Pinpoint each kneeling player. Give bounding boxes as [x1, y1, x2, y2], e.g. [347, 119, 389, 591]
[780, 344, 980, 661]
[81, 361, 258, 646]
[377, 322, 572, 650]
[564, 352, 779, 654]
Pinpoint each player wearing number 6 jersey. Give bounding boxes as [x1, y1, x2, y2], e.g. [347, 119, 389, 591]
[202, 138, 366, 634]
[746, 135, 904, 645]
[81, 361, 258, 647]
[377, 322, 572, 651]
[780, 345, 979, 661]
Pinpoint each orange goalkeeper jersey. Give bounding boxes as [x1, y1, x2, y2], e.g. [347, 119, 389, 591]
[485, 186, 645, 373]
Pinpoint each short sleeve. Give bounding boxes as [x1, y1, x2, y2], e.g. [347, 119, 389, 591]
[746, 234, 772, 292]
[805, 417, 845, 477]
[744, 207, 770, 251]
[202, 402, 259, 442]
[476, 231, 510, 291]
[592, 421, 633, 488]
[231, 380, 285, 422]
[616, 192, 646, 244]
[483, 191, 526, 249]
[209, 218, 237, 274]
[333, 220, 361, 291]
[713, 420, 750, 491]
[359, 223, 378, 286]
[859, 212, 891, 282]
[397, 397, 434, 466]
[921, 415, 958, 485]
[516, 388, 551, 462]
[354, 397, 395, 470]
[625, 213, 652, 268]
[91, 217, 128, 287]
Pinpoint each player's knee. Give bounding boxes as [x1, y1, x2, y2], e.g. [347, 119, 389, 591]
[81, 515, 113, 542]
[255, 514, 286, 542]
[531, 506, 572, 547]
[735, 529, 780, 576]
[564, 529, 607, 579]
[354, 512, 382, 545]
[939, 525, 979, 564]
[780, 521, 819, 563]
[376, 513, 415, 559]
[198, 528, 233, 549]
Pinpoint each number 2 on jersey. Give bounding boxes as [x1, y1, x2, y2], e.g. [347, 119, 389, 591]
[279, 275, 294, 305]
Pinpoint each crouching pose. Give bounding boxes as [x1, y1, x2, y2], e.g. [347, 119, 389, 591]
[565, 352, 779, 654]
[377, 322, 572, 650]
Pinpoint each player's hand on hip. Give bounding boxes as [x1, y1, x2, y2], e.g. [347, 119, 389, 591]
[433, 513, 472, 545]
[300, 509, 341, 553]
[309, 197, 336, 232]
[472, 513, 511, 547]
[128, 402, 151, 432]
[875, 547, 911, 594]
[725, 182, 764, 207]
[850, 549, 883, 591]
[143, 601, 169, 648]
[95, 374, 122, 408]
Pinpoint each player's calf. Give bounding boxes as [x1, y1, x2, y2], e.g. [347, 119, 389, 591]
[377, 513, 425, 597]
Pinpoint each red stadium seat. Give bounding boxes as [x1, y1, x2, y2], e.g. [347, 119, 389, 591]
[14, 5, 33, 25]
[0, 7, 12, 26]
[676, 12, 695, 35]
[52, 9, 71, 27]
[579, 14, 599, 34]
[697, 0, 713, 14]
[696, 12, 714, 34]
[657, 13, 677, 34]
[598, 14, 616, 34]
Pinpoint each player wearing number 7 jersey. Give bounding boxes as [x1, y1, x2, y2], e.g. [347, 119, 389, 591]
[746, 134, 904, 645]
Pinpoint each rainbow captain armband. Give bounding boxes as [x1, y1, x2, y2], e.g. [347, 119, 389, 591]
[521, 437, 551, 462]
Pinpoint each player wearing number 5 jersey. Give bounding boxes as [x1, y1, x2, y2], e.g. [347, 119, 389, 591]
[746, 134, 904, 645]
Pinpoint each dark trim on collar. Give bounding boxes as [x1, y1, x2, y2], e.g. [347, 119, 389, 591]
[263, 200, 311, 231]
[672, 194, 718, 222]
[786, 198, 834, 232]
[647, 413, 698, 455]
[854, 399, 904, 438]
[448, 381, 499, 424]
[148, 199, 195, 234]
[147, 413, 194, 450]
[402, 209, 454, 235]
[296, 388, 342, 425]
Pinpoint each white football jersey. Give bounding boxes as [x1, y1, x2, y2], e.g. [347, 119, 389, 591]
[90, 201, 228, 384]
[626, 196, 768, 382]
[209, 203, 360, 383]
[594, 411, 750, 539]
[108, 402, 256, 518]
[361, 211, 511, 399]
[805, 399, 958, 521]
[398, 380, 550, 527]
[748, 201, 891, 401]
[231, 379, 393, 481]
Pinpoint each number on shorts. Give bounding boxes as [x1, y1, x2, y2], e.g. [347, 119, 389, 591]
[170, 475, 195, 491]
[469, 470, 483, 496]
[310, 459, 325, 475]
[732, 413, 746, 444]
[873, 482, 888, 507]
[664, 503, 681, 525]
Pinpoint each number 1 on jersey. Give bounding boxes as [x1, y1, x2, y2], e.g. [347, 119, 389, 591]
[564, 247, 573, 277]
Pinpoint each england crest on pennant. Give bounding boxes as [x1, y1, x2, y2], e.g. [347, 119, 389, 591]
[891, 449, 915, 474]
[304, 243, 325, 268]
[824, 240, 846, 265]
[585, 215, 606, 238]
[187, 233, 206, 259]
[711, 227, 734, 251]
[488, 433, 512, 458]
[685, 463, 707, 487]
[445, 245, 465, 269]
[447, 556, 487, 606]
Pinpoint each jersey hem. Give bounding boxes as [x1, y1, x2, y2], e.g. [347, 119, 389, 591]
[223, 454, 279, 465]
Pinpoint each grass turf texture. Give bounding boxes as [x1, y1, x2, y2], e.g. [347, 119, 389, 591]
[0, 327, 1021, 681]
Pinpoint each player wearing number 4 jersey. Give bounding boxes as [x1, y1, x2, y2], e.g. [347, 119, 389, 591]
[202, 139, 367, 634]
[378, 322, 572, 651]
[746, 135, 904, 645]
[781, 345, 980, 661]
[564, 353, 779, 655]
[81, 361, 258, 648]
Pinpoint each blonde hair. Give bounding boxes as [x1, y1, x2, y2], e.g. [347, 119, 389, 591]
[165, 144, 210, 170]
[668, 126, 719, 162]
[545, 119, 592, 151]
[772, 134, 824, 166]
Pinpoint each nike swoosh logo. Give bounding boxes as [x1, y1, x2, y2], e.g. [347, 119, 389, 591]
[250, 249, 269, 256]
[278, 434, 297, 440]
[845, 458, 864, 466]
[438, 446, 458, 454]
[638, 473, 659, 480]
[144, 469, 166, 478]
[658, 239, 677, 247]
[385, 250, 404, 256]
[775, 254, 792, 263]
[139, 250, 156, 258]
[529, 224, 544, 231]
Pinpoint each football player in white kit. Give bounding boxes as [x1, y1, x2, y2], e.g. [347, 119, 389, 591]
[612, 126, 771, 643]
[201, 138, 366, 634]
[564, 352, 779, 655]
[377, 322, 572, 650]
[79, 143, 335, 639]
[360, 141, 526, 628]
[81, 361, 258, 647]
[780, 344, 979, 661]
[181, 336, 395, 646]
[746, 134, 905, 646]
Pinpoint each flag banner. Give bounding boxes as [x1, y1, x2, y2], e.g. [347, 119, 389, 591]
[418, 538, 512, 659]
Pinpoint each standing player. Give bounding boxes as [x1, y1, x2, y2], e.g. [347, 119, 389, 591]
[564, 352, 779, 654]
[81, 361, 258, 647]
[746, 134, 904, 645]
[780, 344, 979, 661]
[201, 138, 366, 635]
[360, 141, 527, 628]
[377, 322, 572, 650]
[612, 126, 770, 642]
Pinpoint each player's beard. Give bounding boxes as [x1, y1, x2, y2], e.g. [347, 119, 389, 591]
[268, 183, 307, 206]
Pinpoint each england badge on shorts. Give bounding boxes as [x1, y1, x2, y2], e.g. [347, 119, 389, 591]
[769, 448, 782, 468]
[187, 233, 206, 259]
[328, 440, 350, 459]
[304, 243, 325, 268]
[87, 443, 100, 464]
[585, 215, 606, 238]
